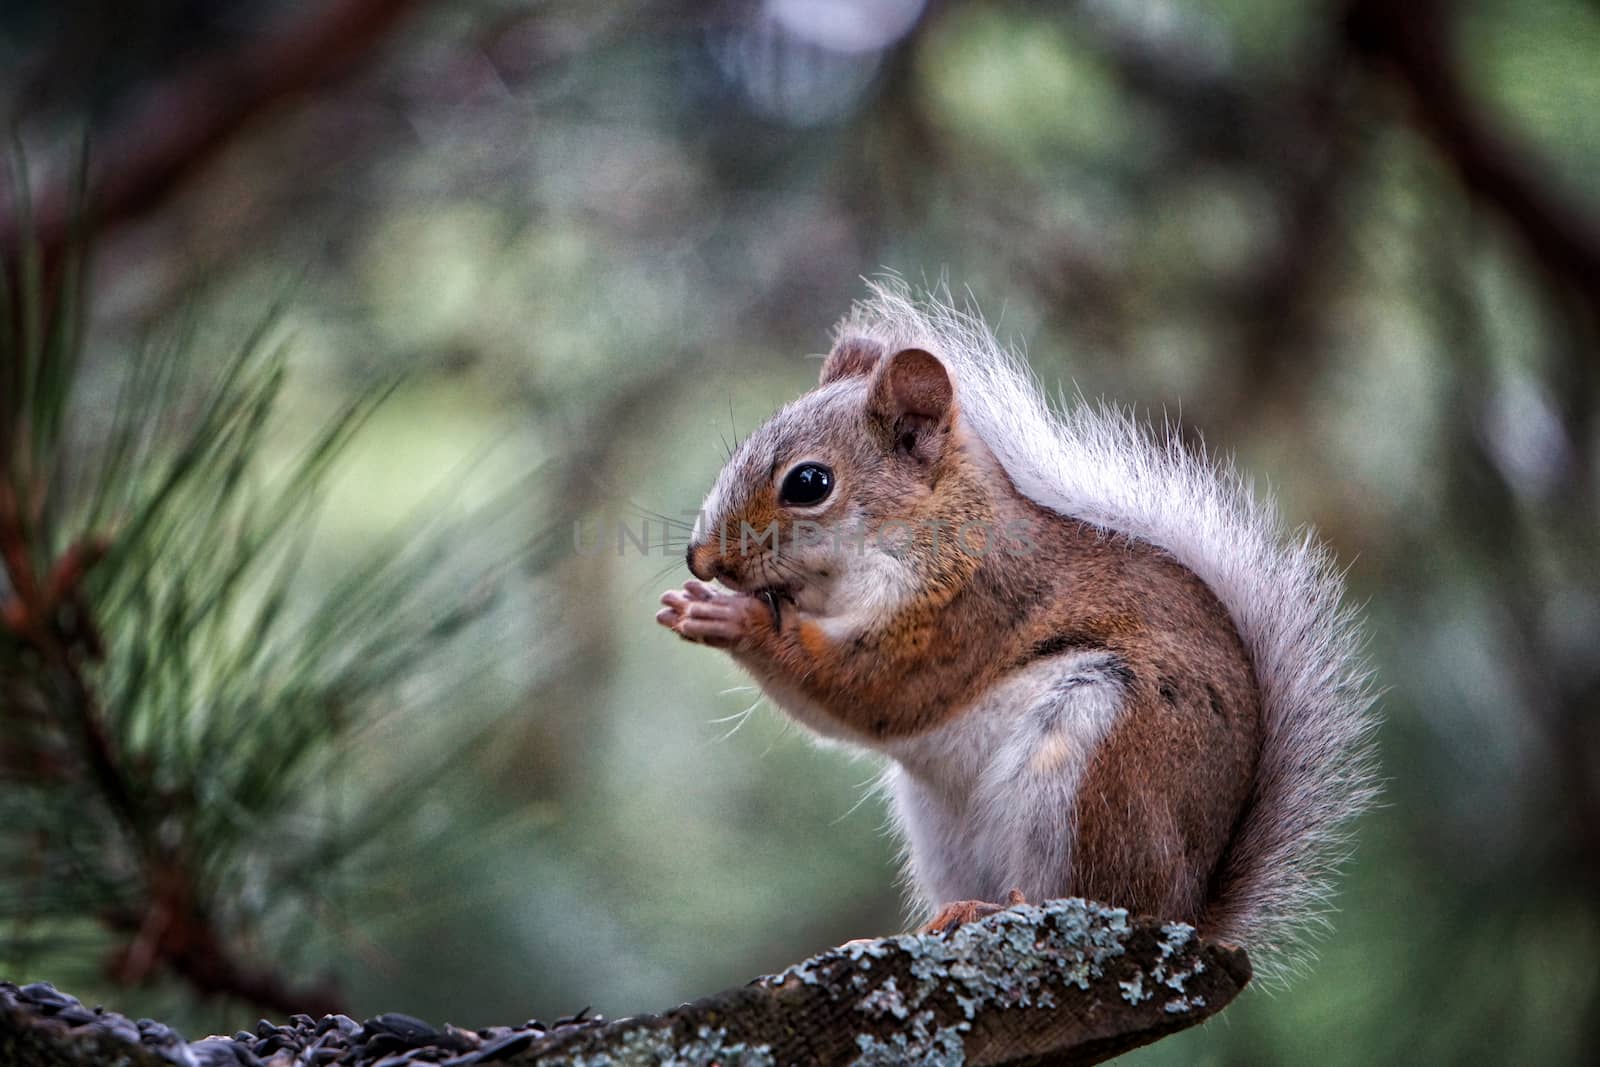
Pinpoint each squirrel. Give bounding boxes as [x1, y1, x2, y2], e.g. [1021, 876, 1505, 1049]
[656, 281, 1379, 981]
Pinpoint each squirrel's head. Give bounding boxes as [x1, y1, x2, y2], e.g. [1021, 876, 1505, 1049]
[687, 339, 990, 613]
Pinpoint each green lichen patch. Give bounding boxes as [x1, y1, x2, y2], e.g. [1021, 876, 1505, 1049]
[773, 898, 1140, 1021]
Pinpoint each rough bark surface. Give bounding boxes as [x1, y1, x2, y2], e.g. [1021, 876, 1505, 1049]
[0, 899, 1250, 1066]
[0, 998, 172, 1067]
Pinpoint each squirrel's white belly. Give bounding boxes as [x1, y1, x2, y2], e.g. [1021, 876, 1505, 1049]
[881, 651, 1131, 909]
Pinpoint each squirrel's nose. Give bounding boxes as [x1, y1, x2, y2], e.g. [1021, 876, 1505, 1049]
[687, 541, 717, 582]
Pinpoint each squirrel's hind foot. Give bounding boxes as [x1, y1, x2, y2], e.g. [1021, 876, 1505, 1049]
[921, 888, 1028, 935]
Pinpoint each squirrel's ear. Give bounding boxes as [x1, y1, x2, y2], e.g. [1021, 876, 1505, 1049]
[869, 348, 954, 429]
[820, 337, 884, 385]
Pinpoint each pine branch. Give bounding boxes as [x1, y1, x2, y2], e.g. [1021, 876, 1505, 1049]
[0, 252, 350, 1015]
[1, 172, 524, 1021]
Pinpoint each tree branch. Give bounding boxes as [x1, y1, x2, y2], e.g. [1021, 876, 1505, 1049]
[1, 899, 1251, 1065]
[0, 0, 422, 268]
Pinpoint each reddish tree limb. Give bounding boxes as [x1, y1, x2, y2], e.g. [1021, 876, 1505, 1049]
[0, 0, 422, 267]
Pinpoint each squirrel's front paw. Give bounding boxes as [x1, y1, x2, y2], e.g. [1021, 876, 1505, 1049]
[656, 579, 769, 649]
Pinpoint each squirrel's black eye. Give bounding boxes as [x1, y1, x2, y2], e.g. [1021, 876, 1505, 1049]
[779, 463, 834, 507]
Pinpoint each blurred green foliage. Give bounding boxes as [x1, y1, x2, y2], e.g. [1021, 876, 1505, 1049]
[2, 0, 1598, 1062]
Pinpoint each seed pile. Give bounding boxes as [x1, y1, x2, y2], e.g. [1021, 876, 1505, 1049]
[1, 979, 606, 1066]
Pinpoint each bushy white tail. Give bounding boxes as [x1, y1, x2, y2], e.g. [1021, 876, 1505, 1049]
[836, 279, 1381, 983]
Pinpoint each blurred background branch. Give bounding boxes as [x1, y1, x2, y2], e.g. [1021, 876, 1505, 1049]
[0, 0, 421, 274]
[1346, 0, 1600, 321]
